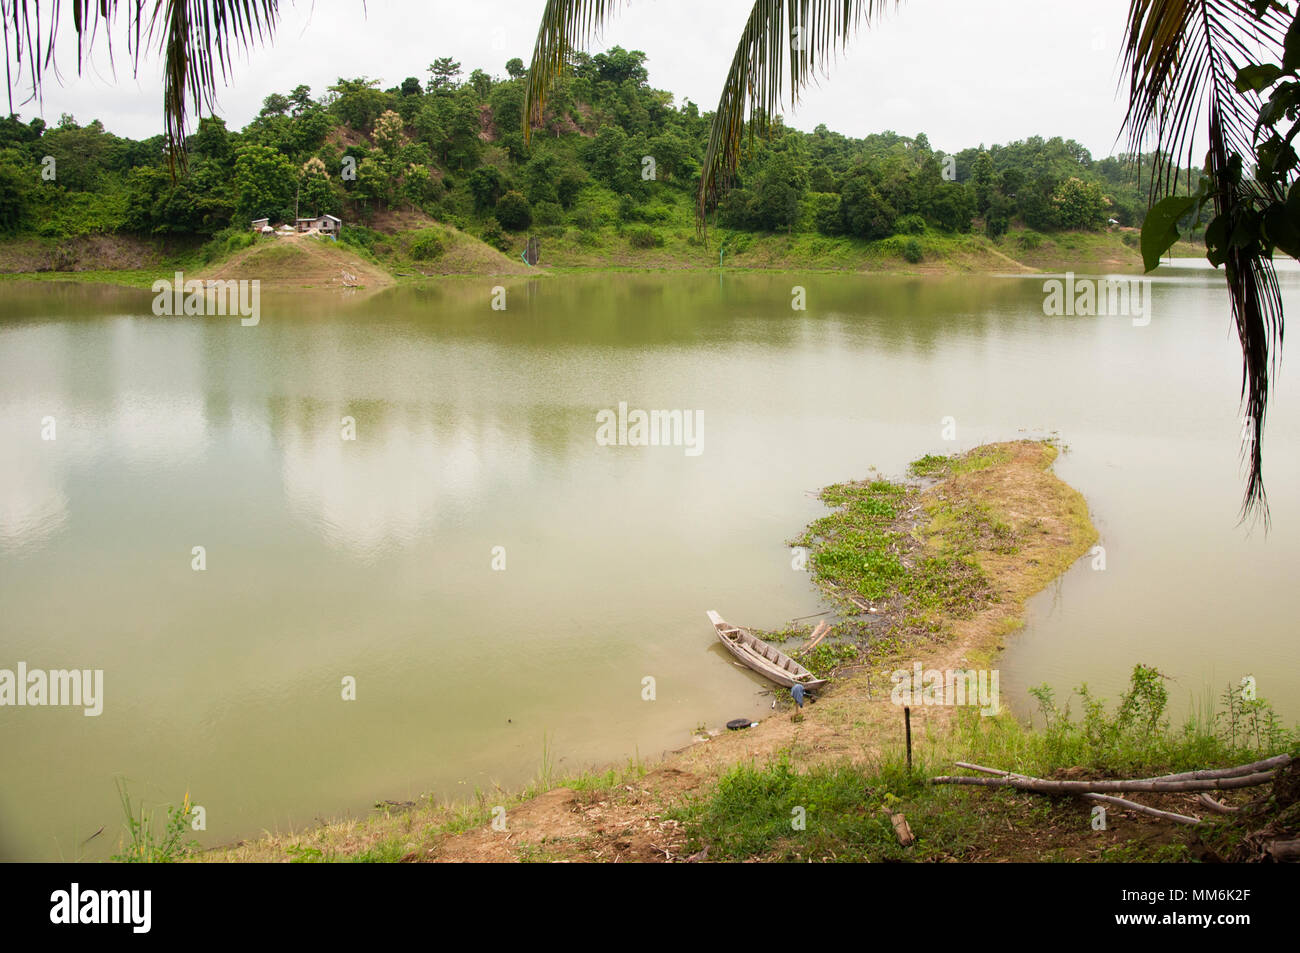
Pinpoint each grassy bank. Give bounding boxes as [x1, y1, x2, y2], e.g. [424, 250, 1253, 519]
[182, 440, 1295, 863]
[0, 222, 1206, 291]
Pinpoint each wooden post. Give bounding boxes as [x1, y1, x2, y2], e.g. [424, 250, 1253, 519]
[904, 706, 912, 773]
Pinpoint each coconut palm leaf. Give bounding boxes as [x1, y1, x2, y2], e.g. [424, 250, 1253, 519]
[696, 0, 891, 227]
[523, 0, 893, 226]
[2, 0, 280, 168]
[523, 0, 623, 138]
[1120, 0, 1290, 522]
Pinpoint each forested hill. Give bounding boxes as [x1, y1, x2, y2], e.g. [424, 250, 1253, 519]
[0, 47, 1176, 262]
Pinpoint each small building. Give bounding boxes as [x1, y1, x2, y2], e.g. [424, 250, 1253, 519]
[295, 214, 343, 236]
[250, 217, 269, 232]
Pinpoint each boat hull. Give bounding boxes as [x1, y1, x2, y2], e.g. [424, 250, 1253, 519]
[707, 610, 828, 692]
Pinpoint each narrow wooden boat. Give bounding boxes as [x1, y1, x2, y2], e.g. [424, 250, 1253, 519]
[707, 610, 828, 692]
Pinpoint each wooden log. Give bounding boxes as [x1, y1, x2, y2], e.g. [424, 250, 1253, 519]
[882, 809, 915, 847]
[1083, 793, 1201, 826]
[930, 769, 1277, 794]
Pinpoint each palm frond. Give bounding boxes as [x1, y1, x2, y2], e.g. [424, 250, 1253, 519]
[1121, 0, 1289, 523]
[2, 0, 280, 170]
[698, 0, 893, 232]
[523, 0, 625, 140]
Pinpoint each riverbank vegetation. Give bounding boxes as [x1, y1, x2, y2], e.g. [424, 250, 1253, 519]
[180, 441, 1297, 863]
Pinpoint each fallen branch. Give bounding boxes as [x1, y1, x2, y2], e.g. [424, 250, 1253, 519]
[1197, 793, 1240, 815]
[933, 765, 1277, 794]
[948, 761, 1208, 825]
[1083, 793, 1201, 826]
[1151, 754, 1292, 783]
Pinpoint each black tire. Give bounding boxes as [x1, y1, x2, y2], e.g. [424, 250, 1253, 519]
[726, 718, 753, 731]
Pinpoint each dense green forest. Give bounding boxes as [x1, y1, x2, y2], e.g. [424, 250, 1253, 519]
[0, 47, 1175, 259]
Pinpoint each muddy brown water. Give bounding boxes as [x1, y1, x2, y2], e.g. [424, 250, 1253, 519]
[0, 263, 1296, 859]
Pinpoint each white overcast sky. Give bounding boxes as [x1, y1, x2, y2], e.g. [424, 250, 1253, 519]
[12, 0, 1140, 158]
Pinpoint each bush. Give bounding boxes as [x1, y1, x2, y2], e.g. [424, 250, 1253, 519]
[626, 224, 662, 249]
[494, 190, 532, 231]
[901, 237, 923, 263]
[199, 227, 257, 264]
[1018, 230, 1044, 250]
[407, 230, 445, 261]
[480, 217, 511, 252]
[896, 213, 926, 235]
[533, 201, 564, 226]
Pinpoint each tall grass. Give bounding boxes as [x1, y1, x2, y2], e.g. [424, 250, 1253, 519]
[672, 665, 1298, 862]
[111, 779, 199, 863]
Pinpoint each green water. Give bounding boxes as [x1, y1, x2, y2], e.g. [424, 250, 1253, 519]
[0, 266, 1296, 860]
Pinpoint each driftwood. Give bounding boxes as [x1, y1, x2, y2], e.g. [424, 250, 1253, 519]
[881, 809, 915, 847]
[939, 757, 1296, 827]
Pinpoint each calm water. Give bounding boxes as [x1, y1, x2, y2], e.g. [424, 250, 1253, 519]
[1, 266, 1297, 860]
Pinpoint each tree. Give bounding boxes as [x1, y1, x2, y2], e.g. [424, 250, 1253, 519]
[427, 58, 462, 93]
[971, 151, 995, 215]
[233, 145, 297, 222]
[495, 190, 532, 231]
[372, 110, 407, 170]
[468, 166, 505, 211]
[299, 157, 338, 216]
[289, 85, 315, 116]
[468, 69, 492, 100]
[260, 93, 291, 117]
[1052, 176, 1107, 230]
[506, 58, 527, 80]
[840, 170, 895, 239]
[400, 76, 423, 98]
[327, 77, 388, 133]
[0, 153, 31, 233]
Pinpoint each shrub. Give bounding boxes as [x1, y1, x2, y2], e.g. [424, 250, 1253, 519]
[902, 237, 923, 263]
[1018, 230, 1044, 250]
[494, 190, 532, 231]
[896, 213, 926, 235]
[533, 201, 564, 227]
[480, 217, 511, 252]
[407, 230, 445, 261]
[626, 224, 662, 249]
